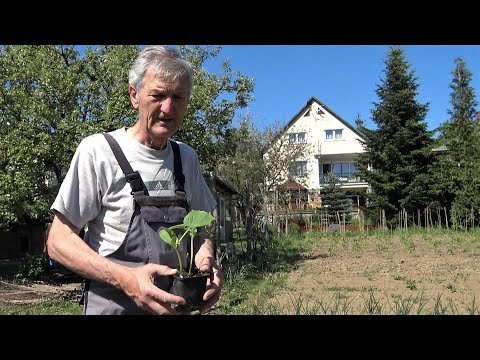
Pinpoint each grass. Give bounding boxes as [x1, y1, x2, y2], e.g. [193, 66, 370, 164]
[0, 296, 83, 315]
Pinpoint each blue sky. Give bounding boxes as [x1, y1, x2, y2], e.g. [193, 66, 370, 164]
[203, 45, 480, 133]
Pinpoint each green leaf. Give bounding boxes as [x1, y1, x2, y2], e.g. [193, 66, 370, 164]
[159, 228, 178, 248]
[183, 210, 215, 229]
[169, 223, 187, 231]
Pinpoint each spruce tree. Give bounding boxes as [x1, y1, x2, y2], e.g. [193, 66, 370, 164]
[321, 172, 353, 222]
[436, 57, 480, 227]
[356, 46, 434, 226]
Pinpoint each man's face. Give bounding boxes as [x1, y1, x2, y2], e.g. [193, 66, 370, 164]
[130, 67, 190, 144]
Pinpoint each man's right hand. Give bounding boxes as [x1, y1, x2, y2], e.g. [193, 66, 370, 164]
[123, 263, 186, 315]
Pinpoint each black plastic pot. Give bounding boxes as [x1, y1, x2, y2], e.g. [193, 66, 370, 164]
[169, 271, 210, 311]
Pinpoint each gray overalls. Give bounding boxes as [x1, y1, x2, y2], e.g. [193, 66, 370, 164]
[83, 133, 190, 315]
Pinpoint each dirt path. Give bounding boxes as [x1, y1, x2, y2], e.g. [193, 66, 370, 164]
[0, 280, 82, 308]
[270, 234, 480, 314]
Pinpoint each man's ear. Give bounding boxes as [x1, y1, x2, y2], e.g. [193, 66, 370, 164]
[129, 85, 139, 109]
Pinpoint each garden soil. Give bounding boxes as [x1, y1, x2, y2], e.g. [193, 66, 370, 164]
[268, 233, 480, 314]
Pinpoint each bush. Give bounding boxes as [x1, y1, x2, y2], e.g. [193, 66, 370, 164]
[14, 253, 49, 282]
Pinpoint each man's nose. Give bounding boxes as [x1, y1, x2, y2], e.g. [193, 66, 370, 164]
[161, 96, 174, 114]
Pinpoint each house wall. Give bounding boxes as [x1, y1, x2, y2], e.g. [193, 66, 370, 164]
[279, 101, 366, 191]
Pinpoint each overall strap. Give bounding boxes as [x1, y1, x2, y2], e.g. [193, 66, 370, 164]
[103, 133, 147, 196]
[103, 133, 186, 196]
[169, 140, 186, 195]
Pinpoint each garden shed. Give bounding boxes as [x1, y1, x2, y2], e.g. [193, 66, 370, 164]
[204, 172, 239, 261]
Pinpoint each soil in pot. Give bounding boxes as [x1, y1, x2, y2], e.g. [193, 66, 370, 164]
[169, 271, 209, 312]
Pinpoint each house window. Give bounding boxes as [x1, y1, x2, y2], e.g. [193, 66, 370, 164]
[325, 129, 343, 140]
[290, 161, 307, 177]
[333, 162, 349, 176]
[321, 162, 358, 183]
[289, 132, 307, 144]
[350, 163, 357, 174]
[332, 162, 358, 180]
[322, 163, 331, 174]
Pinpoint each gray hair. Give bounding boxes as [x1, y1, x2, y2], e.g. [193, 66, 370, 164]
[128, 45, 193, 96]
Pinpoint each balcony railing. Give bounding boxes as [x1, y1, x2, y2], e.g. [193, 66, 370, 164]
[319, 173, 363, 185]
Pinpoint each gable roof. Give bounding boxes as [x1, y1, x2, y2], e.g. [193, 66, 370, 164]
[283, 96, 367, 141]
[278, 180, 308, 192]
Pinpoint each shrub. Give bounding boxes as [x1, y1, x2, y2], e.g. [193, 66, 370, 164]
[14, 253, 49, 282]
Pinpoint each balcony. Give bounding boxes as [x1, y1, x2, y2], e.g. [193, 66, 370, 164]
[319, 173, 363, 185]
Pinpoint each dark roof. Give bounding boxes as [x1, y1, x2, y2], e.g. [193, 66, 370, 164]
[204, 172, 239, 195]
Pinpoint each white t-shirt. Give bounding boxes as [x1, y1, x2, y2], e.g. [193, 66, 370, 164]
[51, 127, 216, 256]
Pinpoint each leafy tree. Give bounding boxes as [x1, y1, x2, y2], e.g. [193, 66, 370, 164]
[80, 45, 139, 134]
[435, 57, 480, 226]
[176, 46, 254, 171]
[355, 46, 435, 226]
[216, 116, 264, 260]
[263, 121, 313, 193]
[0, 45, 138, 230]
[0, 45, 253, 230]
[217, 117, 310, 260]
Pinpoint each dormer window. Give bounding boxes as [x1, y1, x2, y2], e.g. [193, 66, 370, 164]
[325, 129, 343, 140]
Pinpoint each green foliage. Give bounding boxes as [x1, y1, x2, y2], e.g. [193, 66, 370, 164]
[0, 45, 252, 230]
[176, 46, 255, 171]
[321, 172, 353, 220]
[440, 58, 479, 161]
[215, 118, 267, 261]
[355, 46, 435, 225]
[0, 45, 139, 230]
[213, 232, 305, 314]
[14, 253, 49, 282]
[435, 57, 480, 227]
[216, 117, 311, 261]
[159, 209, 214, 276]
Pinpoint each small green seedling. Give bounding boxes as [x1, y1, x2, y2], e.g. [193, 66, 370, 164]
[159, 210, 215, 277]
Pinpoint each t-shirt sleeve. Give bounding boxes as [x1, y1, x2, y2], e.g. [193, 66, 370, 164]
[50, 137, 102, 229]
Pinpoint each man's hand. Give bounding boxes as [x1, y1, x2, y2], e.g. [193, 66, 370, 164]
[124, 263, 186, 315]
[197, 256, 223, 313]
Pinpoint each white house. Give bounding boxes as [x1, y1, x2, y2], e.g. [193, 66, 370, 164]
[267, 96, 369, 210]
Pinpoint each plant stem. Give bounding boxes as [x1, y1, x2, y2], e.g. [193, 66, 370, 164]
[174, 248, 184, 277]
[189, 231, 195, 275]
[177, 230, 189, 276]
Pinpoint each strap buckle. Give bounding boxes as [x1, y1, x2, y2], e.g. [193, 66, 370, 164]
[125, 171, 145, 194]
